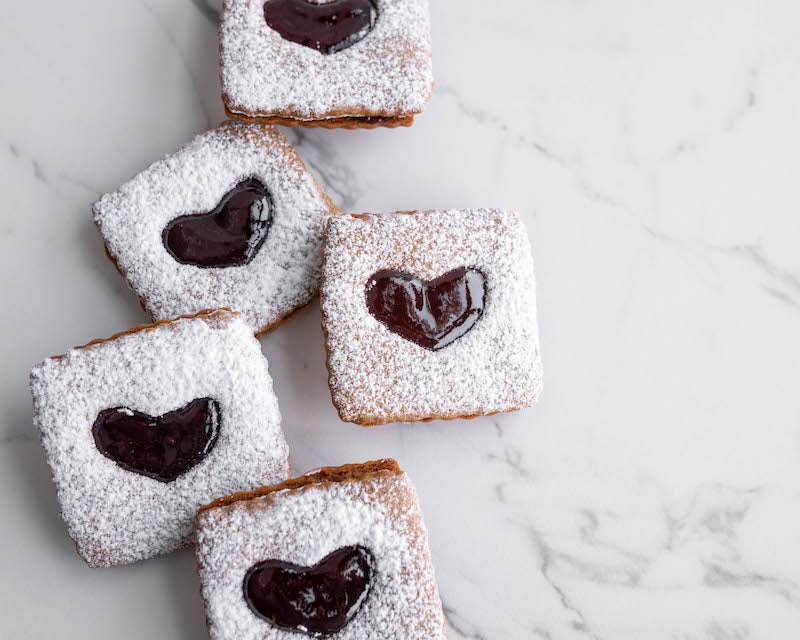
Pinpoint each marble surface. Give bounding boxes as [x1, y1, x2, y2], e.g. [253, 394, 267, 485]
[2, 0, 800, 638]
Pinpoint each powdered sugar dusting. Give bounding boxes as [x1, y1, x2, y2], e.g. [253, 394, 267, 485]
[30, 310, 290, 567]
[195, 467, 447, 639]
[221, 0, 433, 119]
[93, 121, 338, 335]
[321, 209, 543, 424]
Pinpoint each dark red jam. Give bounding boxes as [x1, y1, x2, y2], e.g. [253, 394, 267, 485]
[244, 545, 375, 636]
[92, 398, 221, 482]
[163, 178, 272, 268]
[358, 116, 395, 124]
[365, 267, 487, 351]
[263, 0, 378, 55]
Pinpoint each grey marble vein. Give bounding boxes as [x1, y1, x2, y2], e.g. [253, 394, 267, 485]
[441, 602, 490, 640]
[525, 524, 604, 640]
[0, 432, 35, 445]
[435, 84, 622, 209]
[5, 141, 102, 196]
[723, 244, 800, 296]
[492, 419, 504, 439]
[706, 620, 751, 640]
[32, 161, 46, 183]
[188, 0, 220, 24]
[286, 129, 364, 210]
[55, 172, 103, 196]
[762, 286, 800, 310]
[632, 220, 800, 311]
[704, 564, 800, 607]
[487, 446, 533, 481]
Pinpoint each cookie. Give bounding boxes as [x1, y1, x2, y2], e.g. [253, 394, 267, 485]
[195, 459, 448, 640]
[220, 0, 433, 128]
[93, 120, 340, 337]
[29, 309, 290, 568]
[320, 209, 544, 425]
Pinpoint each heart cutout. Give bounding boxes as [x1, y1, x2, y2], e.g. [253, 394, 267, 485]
[244, 545, 375, 636]
[263, 0, 378, 55]
[163, 178, 273, 268]
[365, 267, 487, 351]
[92, 398, 221, 482]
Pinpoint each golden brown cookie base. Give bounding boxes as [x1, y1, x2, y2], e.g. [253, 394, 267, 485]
[50, 309, 233, 360]
[224, 103, 414, 129]
[197, 459, 401, 516]
[343, 408, 524, 428]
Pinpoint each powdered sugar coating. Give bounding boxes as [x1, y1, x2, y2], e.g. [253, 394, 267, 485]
[321, 209, 543, 425]
[221, 0, 433, 120]
[93, 121, 338, 335]
[195, 467, 447, 640]
[30, 310, 290, 567]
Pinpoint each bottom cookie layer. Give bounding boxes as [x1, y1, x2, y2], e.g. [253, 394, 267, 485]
[345, 407, 525, 427]
[224, 105, 414, 129]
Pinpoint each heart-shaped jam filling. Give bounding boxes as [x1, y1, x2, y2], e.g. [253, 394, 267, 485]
[263, 0, 378, 55]
[365, 267, 487, 351]
[163, 178, 273, 268]
[92, 398, 221, 482]
[244, 545, 375, 636]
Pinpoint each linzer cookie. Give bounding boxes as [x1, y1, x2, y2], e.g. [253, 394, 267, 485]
[220, 0, 433, 128]
[195, 459, 448, 640]
[321, 209, 543, 425]
[93, 120, 339, 337]
[29, 310, 290, 567]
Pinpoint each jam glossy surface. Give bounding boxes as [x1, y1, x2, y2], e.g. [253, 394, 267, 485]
[263, 0, 377, 55]
[365, 267, 487, 351]
[92, 398, 221, 482]
[163, 178, 273, 268]
[244, 545, 375, 636]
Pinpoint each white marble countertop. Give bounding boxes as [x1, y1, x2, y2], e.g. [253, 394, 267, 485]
[2, 1, 800, 638]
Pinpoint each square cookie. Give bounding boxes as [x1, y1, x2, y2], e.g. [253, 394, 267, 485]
[93, 120, 339, 337]
[195, 459, 448, 640]
[321, 209, 543, 425]
[29, 309, 291, 567]
[220, 0, 433, 128]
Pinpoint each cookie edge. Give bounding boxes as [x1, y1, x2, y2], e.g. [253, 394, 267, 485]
[196, 458, 402, 518]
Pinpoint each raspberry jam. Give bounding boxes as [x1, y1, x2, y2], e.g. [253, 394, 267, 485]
[92, 398, 221, 482]
[163, 178, 272, 268]
[365, 267, 487, 351]
[263, 0, 378, 55]
[244, 545, 375, 636]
